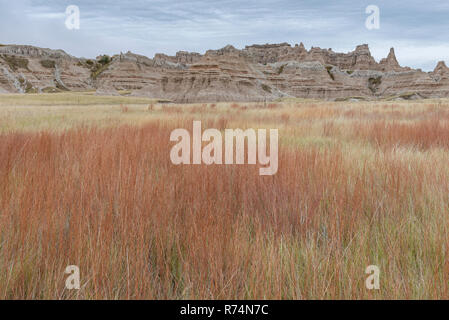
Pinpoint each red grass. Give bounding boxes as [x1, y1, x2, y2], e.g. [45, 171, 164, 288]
[120, 104, 129, 113]
[354, 119, 449, 150]
[0, 120, 448, 299]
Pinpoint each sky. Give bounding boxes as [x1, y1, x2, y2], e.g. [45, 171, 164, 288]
[0, 0, 448, 71]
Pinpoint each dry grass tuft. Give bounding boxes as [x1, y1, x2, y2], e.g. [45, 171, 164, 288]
[120, 104, 129, 113]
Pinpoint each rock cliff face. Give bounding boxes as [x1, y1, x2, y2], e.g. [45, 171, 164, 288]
[0, 45, 91, 93]
[1, 42, 448, 102]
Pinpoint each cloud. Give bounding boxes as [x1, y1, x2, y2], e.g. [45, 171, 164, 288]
[0, 0, 447, 70]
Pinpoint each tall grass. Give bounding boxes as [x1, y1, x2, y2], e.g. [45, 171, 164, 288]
[1, 98, 449, 299]
[0, 106, 448, 299]
[354, 119, 449, 150]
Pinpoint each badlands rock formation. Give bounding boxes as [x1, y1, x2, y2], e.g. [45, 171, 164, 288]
[1, 42, 448, 102]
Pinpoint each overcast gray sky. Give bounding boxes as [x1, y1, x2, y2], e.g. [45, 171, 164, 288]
[0, 0, 448, 70]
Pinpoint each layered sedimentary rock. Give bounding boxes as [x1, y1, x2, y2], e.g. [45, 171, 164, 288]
[0, 45, 92, 93]
[1, 42, 448, 102]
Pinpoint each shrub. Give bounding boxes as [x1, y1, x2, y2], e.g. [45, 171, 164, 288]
[261, 84, 272, 93]
[277, 64, 286, 74]
[40, 60, 56, 69]
[326, 66, 335, 80]
[98, 55, 111, 65]
[368, 76, 382, 93]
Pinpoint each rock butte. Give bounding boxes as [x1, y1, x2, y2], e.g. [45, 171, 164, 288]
[1, 42, 449, 102]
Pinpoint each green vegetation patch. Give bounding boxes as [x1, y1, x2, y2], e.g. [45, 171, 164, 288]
[277, 64, 287, 75]
[55, 81, 69, 92]
[40, 60, 56, 69]
[98, 55, 112, 65]
[261, 84, 272, 93]
[368, 76, 382, 86]
[368, 76, 382, 94]
[1, 54, 30, 71]
[91, 55, 113, 80]
[25, 86, 38, 94]
[325, 66, 335, 80]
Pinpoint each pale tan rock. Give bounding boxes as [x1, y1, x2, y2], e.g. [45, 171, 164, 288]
[1, 43, 449, 102]
[379, 48, 403, 72]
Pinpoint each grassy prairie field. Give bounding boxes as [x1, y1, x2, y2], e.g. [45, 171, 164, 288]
[0, 93, 449, 299]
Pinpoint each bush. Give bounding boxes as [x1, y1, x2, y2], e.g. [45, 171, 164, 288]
[326, 66, 335, 80]
[40, 60, 56, 69]
[90, 56, 113, 80]
[277, 64, 286, 74]
[261, 84, 272, 93]
[98, 55, 111, 65]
